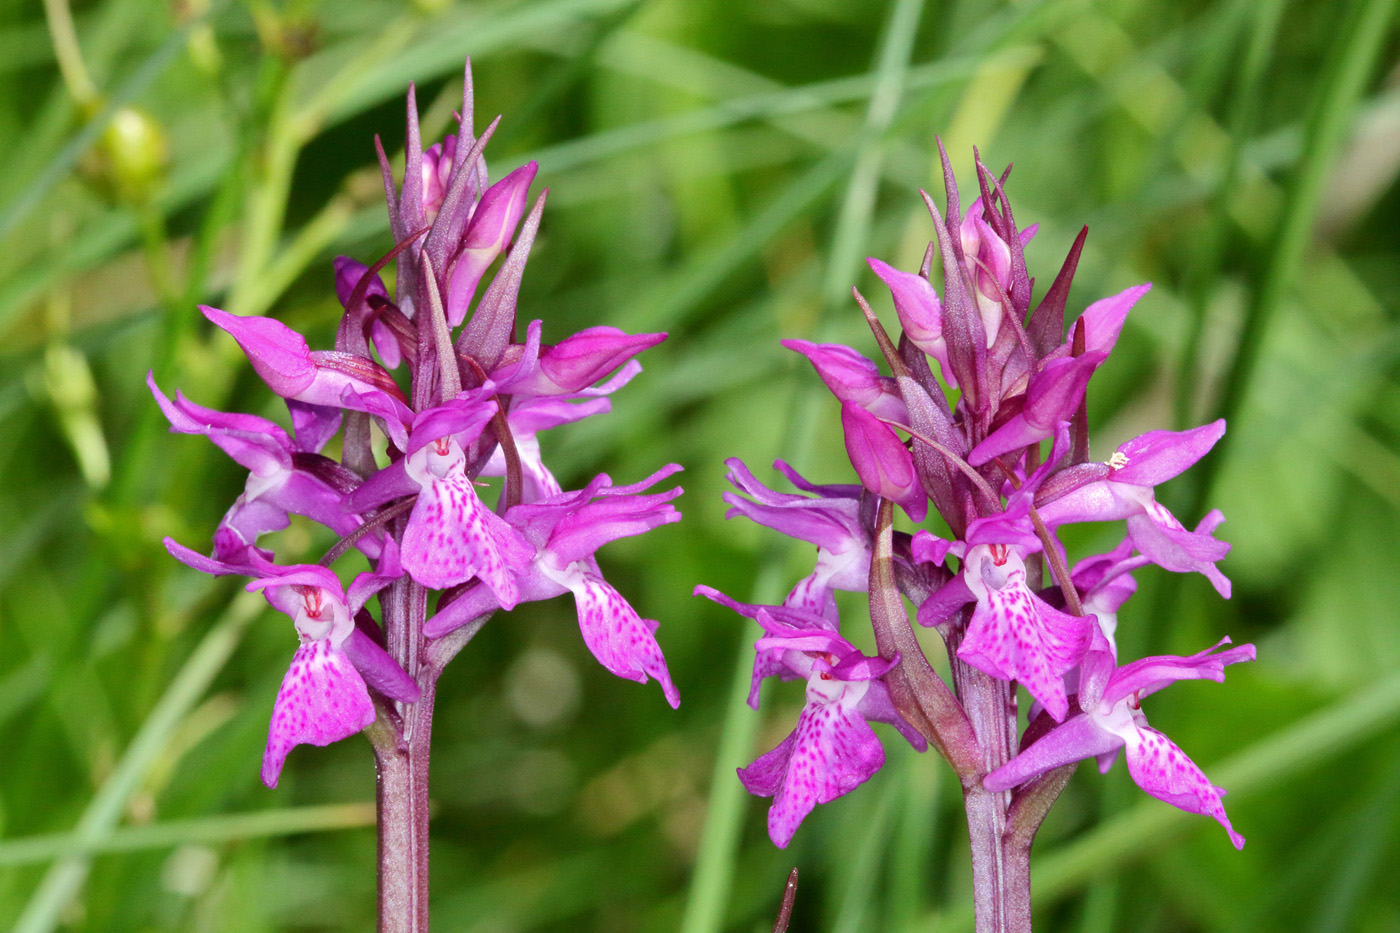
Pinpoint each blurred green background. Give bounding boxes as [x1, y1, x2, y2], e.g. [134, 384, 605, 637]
[2, 0, 1399, 930]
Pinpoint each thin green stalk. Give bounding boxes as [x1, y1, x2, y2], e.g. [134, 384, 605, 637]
[823, 0, 926, 306]
[1173, 0, 1286, 431]
[0, 803, 376, 867]
[233, 193, 357, 321]
[225, 88, 300, 319]
[0, 5, 207, 241]
[677, 614, 766, 933]
[13, 593, 261, 933]
[41, 0, 98, 109]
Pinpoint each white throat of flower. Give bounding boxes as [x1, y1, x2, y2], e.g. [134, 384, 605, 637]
[292, 585, 352, 648]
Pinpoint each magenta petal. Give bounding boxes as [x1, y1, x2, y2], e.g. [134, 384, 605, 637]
[446, 161, 539, 325]
[148, 374, 292, 474]
[722, 458, 862, 554]
[983, 712, 1120, 793]
[958, 575, 1092, 721]
[340, 628, 420, 704]
[563, 566, 679, 708]
[782, 339, 907, 423]
[261, 640, 376, 788]
[166, 536, 272, 577]
[1105, 638, 1255, 707]
[967, 411, 1043, 467]
[1124, 725, 1244, 849]
[1126, 513, 1232, 598]
[406, 396, 498, 457]
[401, 469, 524, 606]
[535, 327, 667, 395]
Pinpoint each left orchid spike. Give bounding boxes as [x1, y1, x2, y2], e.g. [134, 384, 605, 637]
[154, 61, 682, 803]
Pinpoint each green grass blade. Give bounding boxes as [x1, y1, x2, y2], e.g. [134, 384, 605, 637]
[830, 772, 900, 933]
[823, 0, 926, 306]
[12, 593, 260, 933]
[677, 615, 765, 933]
[0, 803, 375, 867]
[1191, 0, 1400, 515]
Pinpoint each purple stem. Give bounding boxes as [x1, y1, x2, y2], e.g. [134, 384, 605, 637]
[375, 543, 435, 931]
[945, 616, 1033, 932]
[375, 668, 437, 932]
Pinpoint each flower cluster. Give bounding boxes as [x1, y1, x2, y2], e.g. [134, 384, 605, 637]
[157, 65, 680, 788]
[700, 152, 1252, 849]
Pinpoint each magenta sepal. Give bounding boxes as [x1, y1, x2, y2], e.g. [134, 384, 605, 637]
[968, 352, 1106, 466]
[201, 307, 413, 425]
[1066, 283, 1151, 358]
[423, 468, 683, 709]
[782, 339, 909, 423]
[149, 374, 378, 559]
[489, 320, 652, 404]
[1034, 421, 1231, 596]
[693, 586, 834, 706]
[866, 258, 953, 384]
[720, 458, 869, 621]
[985, 633, 1255, 849]
[421, 134, 458, 220]
[1111, 420, 1227, 487]
[287, 400, 344, 456]
[958, 197, 1014, 340]
[422, 465, 684, 637]
[841, 402, 928, 522]
[538, 327, 665, 394]
[498, 325, 666, 397]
